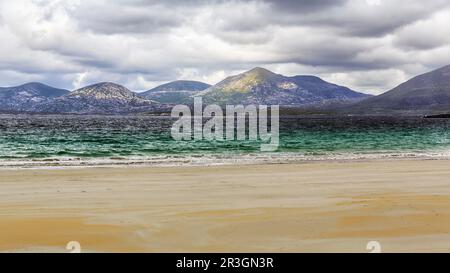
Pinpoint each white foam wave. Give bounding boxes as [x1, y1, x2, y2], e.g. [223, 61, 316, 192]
[1, 151, 450, 169]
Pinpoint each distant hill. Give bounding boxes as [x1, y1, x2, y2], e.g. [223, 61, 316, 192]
[141, 80, 210, 104]
[0, 69, 376, 114]
[350, 65, 450, 115]
[0, 82, 69, 112]
[33, 82, 161, 114]
[197, 67, 371, 105]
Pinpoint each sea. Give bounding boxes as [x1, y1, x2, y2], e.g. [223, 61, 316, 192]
[1, 114, 450, 168]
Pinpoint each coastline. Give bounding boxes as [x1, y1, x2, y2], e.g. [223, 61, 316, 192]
[1, 151, 450, 170]
[2, 159, 450, 252]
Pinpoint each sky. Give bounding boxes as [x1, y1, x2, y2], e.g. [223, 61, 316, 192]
[0, 0, 449, 94]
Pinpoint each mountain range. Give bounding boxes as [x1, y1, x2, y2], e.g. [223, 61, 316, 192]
[0, 66, 449, 115]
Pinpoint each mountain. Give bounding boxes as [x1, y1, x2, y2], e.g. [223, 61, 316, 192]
[197, 67, 371, 105]
[141, 80, 210, 104]
[0, 82, 69, 111]
[349, 65, 450, 115]
[33, 82, 160, 114]
[0, 69, 372, 114]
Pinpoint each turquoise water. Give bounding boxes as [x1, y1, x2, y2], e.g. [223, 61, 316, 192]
[1, 115, 450, 167]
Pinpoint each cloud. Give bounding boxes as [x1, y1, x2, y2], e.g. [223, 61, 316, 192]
[327, 69, 410, 95]
[71, 1, 187, 34]
[0, 0, 449, 94]
[393, 10, 450, 51]
[265, 0, 347, 13]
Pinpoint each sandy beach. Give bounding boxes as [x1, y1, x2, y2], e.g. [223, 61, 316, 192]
[2, 159, 450, 253]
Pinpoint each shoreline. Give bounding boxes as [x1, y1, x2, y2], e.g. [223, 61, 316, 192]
[2, 159, 450, 252]
[1, 152, 450, 170]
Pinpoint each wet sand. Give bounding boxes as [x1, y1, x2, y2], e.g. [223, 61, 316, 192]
[1, 159, 450, 252]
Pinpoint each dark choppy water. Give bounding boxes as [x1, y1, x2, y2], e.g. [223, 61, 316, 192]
[1, 114, 450, 167]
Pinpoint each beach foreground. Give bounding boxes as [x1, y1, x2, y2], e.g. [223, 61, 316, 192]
[2, 160, 450, 253]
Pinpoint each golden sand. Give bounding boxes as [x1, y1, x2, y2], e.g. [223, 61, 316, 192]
[0, 216, 143, 252]
[1, 160, 450, 252]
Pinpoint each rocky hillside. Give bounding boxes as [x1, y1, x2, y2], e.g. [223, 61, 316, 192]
[33, 82, 160, 114]
[0, 82, 69, 112]
[197, 67, 371, 105]
[141, 80, 210, 104]
[350, 65, 450, 114]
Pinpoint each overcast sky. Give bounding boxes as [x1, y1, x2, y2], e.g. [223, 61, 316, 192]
[0, 0, 449, 94]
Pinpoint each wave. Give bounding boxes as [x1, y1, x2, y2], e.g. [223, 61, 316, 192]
[1, 151, 450, 169]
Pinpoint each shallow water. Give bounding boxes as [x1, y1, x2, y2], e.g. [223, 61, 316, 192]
[1, 114, 450, 167]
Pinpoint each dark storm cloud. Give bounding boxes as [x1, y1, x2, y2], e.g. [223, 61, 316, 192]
[69, 0, 347, 35]
[268, 0, 450, 37]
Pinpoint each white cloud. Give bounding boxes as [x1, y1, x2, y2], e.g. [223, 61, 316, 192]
[0, 0, 449, 94]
